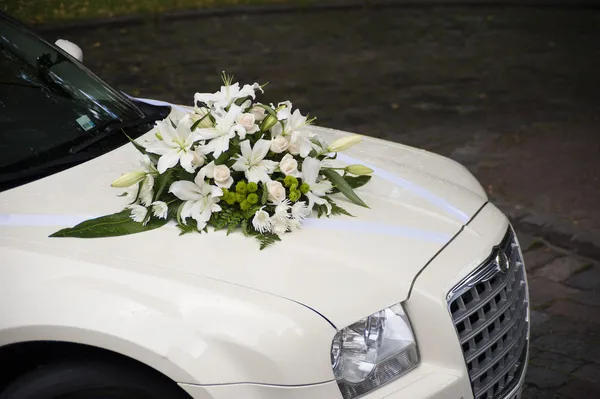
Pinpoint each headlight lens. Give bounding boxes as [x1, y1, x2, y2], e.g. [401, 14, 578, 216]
[330, 303, 419, 399]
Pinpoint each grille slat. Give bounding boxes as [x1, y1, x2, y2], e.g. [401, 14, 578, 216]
[461, 280, 525, 345]
[448, 229, 529, 399]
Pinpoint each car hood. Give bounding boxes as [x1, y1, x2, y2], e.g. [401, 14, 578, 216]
[0, 120, 487, 328]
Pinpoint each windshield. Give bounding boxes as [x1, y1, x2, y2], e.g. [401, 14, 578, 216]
[0, 14, 165, 191]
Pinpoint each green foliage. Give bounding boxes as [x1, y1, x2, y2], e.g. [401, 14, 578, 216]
[261, 186, 269, 204]
[50, 210, 168, 238]
[344, 175, 372, 189]
[153, 170, 173, 201]
[177, 220, 201, 236]
[256, 233, 281, 250]
[329, 199, 353, 217]
[211, 207, 244, 235]
[322, 169, 369, 208]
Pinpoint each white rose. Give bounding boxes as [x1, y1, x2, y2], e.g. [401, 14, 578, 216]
[279, 154, 299, 176]
[213, 165, 231, 185]
[267, 181, 286, 203]
[250, 106, 267, 121]
[270, 135, 289, 153]
[191, 148, 206, 168]
[237, 113, 256, 131]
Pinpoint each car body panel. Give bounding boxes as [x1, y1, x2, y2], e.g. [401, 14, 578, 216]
[0, 108, 487, 330]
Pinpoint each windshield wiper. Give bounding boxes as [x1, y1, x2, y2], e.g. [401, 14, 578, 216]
[69, 105, 170, 154]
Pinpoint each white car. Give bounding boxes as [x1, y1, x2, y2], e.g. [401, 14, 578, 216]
[0, 12, 529, 399]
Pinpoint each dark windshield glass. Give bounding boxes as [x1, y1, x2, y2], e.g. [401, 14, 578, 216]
[0, 14, 164, 191]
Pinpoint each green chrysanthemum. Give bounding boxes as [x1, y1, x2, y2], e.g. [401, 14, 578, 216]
[300, 182, 310, 194]
[247, 193, 259, 205]
[247, 182, 258, 193]
[235, 181, 247, 194]
[225, 192, 237, 205]
[240, 200, 251, 211]
[283, 175, 298, 188]
[289, 190, 301, 202]
[235, 192, 246, 203]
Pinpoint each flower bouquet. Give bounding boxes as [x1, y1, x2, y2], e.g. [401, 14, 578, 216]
[51, 74, 373, 249]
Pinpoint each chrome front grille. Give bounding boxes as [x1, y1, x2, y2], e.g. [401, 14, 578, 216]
[447, 229, 529, 399]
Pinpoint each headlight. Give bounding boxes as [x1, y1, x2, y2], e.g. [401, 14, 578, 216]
[330, 303, 419, 399]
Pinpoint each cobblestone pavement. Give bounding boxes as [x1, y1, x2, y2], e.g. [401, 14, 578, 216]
[40, 7, 600, 397]
[517, 231, 600, 398]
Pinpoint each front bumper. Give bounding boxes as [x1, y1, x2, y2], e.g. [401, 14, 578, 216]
[181, 203, 529, 399]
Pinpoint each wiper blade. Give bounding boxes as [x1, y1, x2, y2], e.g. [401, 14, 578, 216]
[69, 106, 170, 154]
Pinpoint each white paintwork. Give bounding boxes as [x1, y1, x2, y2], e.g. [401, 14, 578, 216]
[0, 103, 526, 398]
[54, 39, 83, 62]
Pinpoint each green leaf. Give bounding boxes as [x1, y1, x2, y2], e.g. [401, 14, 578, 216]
[344, 175, 371, 189]
[153, 170, 173, 201]
[123, 132, 160, 164]
[328, 199, 354, 217]
[322, 169, 369, 208]
[50, 210, 168, 238]
[177, 221, 200, 236]
[256, 103, 277, 118]
[256, 233, 281, 250]
[261, 187, 269, 205]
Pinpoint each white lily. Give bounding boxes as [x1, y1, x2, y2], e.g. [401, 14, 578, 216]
[194, 82, 262, 113]
[301, 157, 333, 214]
[232, 139, 279, 183]
[146, 118, 197, 174]
[169, 171, 223, 230]
[271, 107, 308, 137]
[192, 105, 244, 158]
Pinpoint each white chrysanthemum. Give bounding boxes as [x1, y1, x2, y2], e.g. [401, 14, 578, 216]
[127, 205, 148, 224]
[287, 218, 302, 232]
[271, 216, 289, 237]
[274, 199, 291, 221]
[139, 175, 154, 206]
[291, 201, 311, 220]
[252, 207, 272, 234]
[151, 201, 168, 219]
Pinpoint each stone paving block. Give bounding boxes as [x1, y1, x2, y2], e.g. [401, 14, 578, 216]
[557, 378, 600, 398]
[529, 349, 585, 374]
[527, 277, 581, 308]
[574, 364, 600, 383]
[524, 248, 559, 271]
[515, 230, 537, 251]
[566, 265, 600, 290]
[526, 365, 570, 389]
[532, 335, 600, 365]
[521, 386, 569, 399]
[570, 290, 600, 307]
[534, 257, 590, 282]
[546, 301, 600, 324]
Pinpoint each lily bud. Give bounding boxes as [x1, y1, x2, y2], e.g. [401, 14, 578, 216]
[328, 134, 363, 152]
[111, 170, 146, 188]
[191, 107, 214, 129]
[261, 114, 278, 132]
[345, 164, 374, 176]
